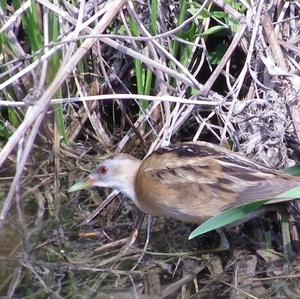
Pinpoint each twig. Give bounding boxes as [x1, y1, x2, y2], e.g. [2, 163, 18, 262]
[0, 0, 127, 168]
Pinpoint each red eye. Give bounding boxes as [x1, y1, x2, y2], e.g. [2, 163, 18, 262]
[99, 166, 108, 174]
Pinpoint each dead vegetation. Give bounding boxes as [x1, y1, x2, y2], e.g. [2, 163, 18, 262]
[0, 0, 300, 298]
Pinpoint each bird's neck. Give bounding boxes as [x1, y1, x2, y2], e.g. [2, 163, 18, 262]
[118, 176, 138, 203]
[114, 159, 141, 206]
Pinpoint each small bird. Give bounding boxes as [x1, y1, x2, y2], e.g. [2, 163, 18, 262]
[69, 142, 300, 224]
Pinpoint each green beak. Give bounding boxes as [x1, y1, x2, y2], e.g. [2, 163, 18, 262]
[68, 178, 95, 192]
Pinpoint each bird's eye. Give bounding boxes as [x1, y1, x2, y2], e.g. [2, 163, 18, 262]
[99, 166, 108, 175]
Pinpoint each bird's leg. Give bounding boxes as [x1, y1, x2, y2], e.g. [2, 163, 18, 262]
[216, 205, 294, 258]
[217, 229, 230, 250]
[276, 206, 294, 259]
[131, 214, 152, 271]
[263, 205, 294, 259]
[125, 212, 145, 250]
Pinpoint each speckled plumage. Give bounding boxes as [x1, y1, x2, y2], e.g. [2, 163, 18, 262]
[88, 142, 300, 223]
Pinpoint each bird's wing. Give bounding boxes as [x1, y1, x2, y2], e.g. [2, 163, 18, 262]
[140, 142, 300, 203]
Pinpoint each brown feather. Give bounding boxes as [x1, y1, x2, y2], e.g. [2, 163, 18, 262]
[135, 142, 300, 223]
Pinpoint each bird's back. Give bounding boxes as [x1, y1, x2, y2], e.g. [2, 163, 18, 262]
[134, 142, 300, 223]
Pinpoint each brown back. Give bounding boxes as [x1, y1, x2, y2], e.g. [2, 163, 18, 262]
[135, 142, 300, 223]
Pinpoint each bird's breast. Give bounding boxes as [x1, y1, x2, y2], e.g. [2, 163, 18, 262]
[134, 162, 235, 223]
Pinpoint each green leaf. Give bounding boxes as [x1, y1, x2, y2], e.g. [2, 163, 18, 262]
[129, 16, 148, 109]
[54, 104, 67, 144]
[282, 164, 300, 176]
[199, 9, 212, 19]
[212, 11, 227, 19]
[189, 183, 300, 240]
[201, 25, 226, 36]
[13, 0, 42, 52]
[8, 107, 19, 127]
[275, 185, 300, 199]
[172, 0, 188, 61]
[187, 7, 211, 19]
[188, 199, 270, 240]
[208, 42, 227, 65]
[0, 123, 12, 138]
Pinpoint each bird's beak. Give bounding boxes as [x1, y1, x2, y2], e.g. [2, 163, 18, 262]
[68, 177, 96, 193]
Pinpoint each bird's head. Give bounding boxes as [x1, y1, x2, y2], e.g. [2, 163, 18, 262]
[68, 153, 142, 202]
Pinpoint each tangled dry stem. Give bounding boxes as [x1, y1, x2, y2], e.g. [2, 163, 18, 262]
[0, 0, 300, 297]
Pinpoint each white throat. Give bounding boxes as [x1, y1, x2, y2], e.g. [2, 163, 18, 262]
[117, 181, 137, 203]
[110, 158, 141, 207]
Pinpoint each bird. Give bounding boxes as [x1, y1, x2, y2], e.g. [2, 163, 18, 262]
[69, 141, 300, 224]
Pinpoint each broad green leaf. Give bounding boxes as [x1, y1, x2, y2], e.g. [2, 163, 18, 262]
[275, 185, 300, 199]
[282, 164, 300, 176]
[188, 199, 270, 240]
[189, 184, 300, 240]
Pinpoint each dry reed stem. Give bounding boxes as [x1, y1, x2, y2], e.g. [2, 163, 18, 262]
[0, 0, 300, 297]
